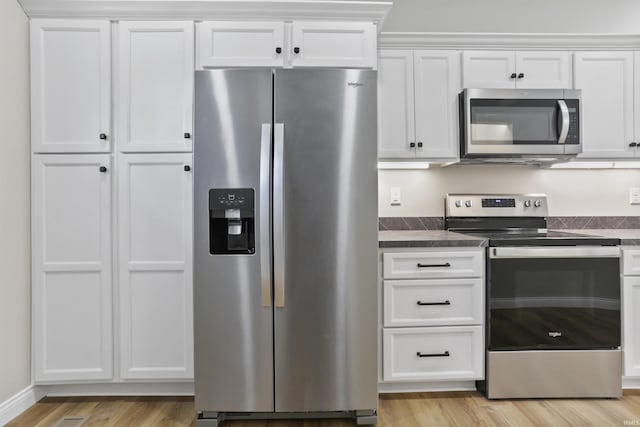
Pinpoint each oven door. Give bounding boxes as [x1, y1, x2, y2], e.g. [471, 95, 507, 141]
[488, 246, 620, 351]
[461, 89, 581, 157]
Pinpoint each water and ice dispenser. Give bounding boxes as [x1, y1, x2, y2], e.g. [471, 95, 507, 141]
[209, 188, 255, 255]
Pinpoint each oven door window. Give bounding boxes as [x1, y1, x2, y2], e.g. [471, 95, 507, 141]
[489, 257, 620, 350]
[470, 99, 561, 145]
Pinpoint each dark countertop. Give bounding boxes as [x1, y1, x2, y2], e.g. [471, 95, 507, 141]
[564, 229, 640, 246]
[378, 230, 488, 248]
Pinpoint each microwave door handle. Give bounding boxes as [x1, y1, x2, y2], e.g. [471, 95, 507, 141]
[557, 100, 570, 144]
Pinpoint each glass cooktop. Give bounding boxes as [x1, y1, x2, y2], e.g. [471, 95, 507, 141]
[457, 230, 620, 247]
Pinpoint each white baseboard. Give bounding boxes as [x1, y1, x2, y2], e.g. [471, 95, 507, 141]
[0, 385, 47, 426]
[39, 382, 194, 397]
[378, 380, 477, 394]
[623, 377, 640, 389]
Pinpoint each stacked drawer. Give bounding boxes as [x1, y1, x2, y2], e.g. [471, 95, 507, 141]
[382, 249, 485, 382]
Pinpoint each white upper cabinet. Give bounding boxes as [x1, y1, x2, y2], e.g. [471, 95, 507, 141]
[462, 51, 516, 89]
[118, 154, 194, 380]
[116, 21, 194, 153]
[290, 21, 376, 68]
[378, 50, 415, 159]
[32, 155, 113, 383]
[413, 50, 461, 159]
[378, 49, 460, 160]
[197, 21, 376, 69]
[574, 52, 635, 158]
[197, 21, 285, 68]
[462, 51, 571, 89]
[31, 20, 111, 153]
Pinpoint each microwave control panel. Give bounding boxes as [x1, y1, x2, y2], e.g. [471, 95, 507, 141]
[565, 99, 580, 145]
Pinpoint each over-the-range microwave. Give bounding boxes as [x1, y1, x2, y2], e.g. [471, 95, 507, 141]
[458, 88, 582, 162]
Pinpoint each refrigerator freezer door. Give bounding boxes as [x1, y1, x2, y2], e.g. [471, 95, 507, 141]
[194, 69, 274, 413]
[273, 69, 378, 412]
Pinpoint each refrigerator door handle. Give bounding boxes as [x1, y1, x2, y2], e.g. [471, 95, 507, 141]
[260, 123, 273, 307]
[274, 123, 285, 308]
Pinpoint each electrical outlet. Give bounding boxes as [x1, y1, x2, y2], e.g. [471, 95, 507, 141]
[631, 188, 640, 205]
[390, 187, 401, 205]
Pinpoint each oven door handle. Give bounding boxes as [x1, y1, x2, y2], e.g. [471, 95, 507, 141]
[490, 246, 620, 259]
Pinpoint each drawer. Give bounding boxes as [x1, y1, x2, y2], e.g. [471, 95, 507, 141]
[383, 250, 484, 280]
[383, 326, 484, 382]
[623, 249, 640, 276]
[383, 279, 483, 327]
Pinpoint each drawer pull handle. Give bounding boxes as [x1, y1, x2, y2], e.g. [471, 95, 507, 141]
[417, 351, 450, 358]
[417, 300, 451, 306]
[417, 262, 451, 268]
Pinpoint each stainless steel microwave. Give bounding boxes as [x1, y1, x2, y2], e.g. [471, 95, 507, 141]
[459, 88, 582, 161]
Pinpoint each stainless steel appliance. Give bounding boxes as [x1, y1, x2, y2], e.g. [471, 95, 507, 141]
[193, 69, 378, 425]
[459, 89, 582, 162]
[445, 194, 622, 399]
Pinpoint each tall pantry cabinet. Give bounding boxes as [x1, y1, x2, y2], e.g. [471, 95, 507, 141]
[31, 19, 194, 384]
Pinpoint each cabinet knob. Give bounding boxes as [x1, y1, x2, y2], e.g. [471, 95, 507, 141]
[417, 142, 423, 148]
[293, 47, 300, 54]
[518, 73, 525, 79]
[184, 132, 191, 139]
[99, 166, 107, 173]
[275, 47, 282, 54]
[630, 142, 638, 148]
[409, 142, 416, 148]
[184, 165, 191, 172]
[510, 73, 517, 79]
[99, 133, 107, 140]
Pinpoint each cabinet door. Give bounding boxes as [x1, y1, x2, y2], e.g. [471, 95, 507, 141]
[515, 51, 571, 89]
[290, 22, 376, 68]
[635, 52, 640, 152]
[624, 277, 640, 377]
[414, 50, 461, 159]
[118, 154, 193, 380]
[116, 22, 194, 153]
[32, 155, 112, 382]
[574, 52, 635, 158]
[31, 20, 111, 153]
[378, 50, 416, 159]
[462, 51, 516, 88]
[197, 21, 285, 68]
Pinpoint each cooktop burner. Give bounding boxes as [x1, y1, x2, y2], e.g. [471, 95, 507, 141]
[444, 194, 620, 247]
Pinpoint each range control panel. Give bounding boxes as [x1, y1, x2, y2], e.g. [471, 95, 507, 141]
[445, 194, 548, 217]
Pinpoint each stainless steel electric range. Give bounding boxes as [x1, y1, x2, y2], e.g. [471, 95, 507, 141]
[445, 194, 622, 399]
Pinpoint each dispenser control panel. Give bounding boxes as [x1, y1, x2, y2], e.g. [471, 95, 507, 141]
[209, 188, 254, 210]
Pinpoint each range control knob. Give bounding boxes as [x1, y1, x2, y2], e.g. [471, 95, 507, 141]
[455, 200, 462, 208]
[534, 200, 542, 207]
[524, 200, 532, 207]
[465, 200, 473, 207]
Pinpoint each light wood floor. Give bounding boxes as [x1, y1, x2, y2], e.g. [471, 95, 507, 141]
[6, 391, 640, 427]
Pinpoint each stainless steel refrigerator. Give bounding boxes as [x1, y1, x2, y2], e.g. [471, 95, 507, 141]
[193, 69, 378, 425]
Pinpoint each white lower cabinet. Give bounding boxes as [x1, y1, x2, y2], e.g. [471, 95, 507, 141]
[33, 153, 194, 384]
[118, 154, 194, 380]
[380, 248, 485, 391]
[32, 155, 113, 382]
[623, 249, 640, 378]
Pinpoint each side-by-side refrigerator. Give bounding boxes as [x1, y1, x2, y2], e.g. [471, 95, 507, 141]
[193, 69, 378, 425]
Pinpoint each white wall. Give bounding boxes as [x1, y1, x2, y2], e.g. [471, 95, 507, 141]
[379, 166, 640, 217]
[0, 0, 31, 403]
[382, 0, 640, 34]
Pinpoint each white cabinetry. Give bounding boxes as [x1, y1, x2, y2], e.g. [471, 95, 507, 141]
[462, 51, 571, 89]
[380, 248, 485, 390]
[32, 155, 113, 383]
[574, 52, 636, 158]
[623, 249, 640, 377]
[118, 154, 193, 380]
[378, 50, 461, 160]
[197, 21, 376, 69]
[116, 21, 194, 153]
[30, 20, 111, 153]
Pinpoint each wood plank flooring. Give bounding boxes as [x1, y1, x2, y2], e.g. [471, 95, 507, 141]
[6, 391, 640, 427]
